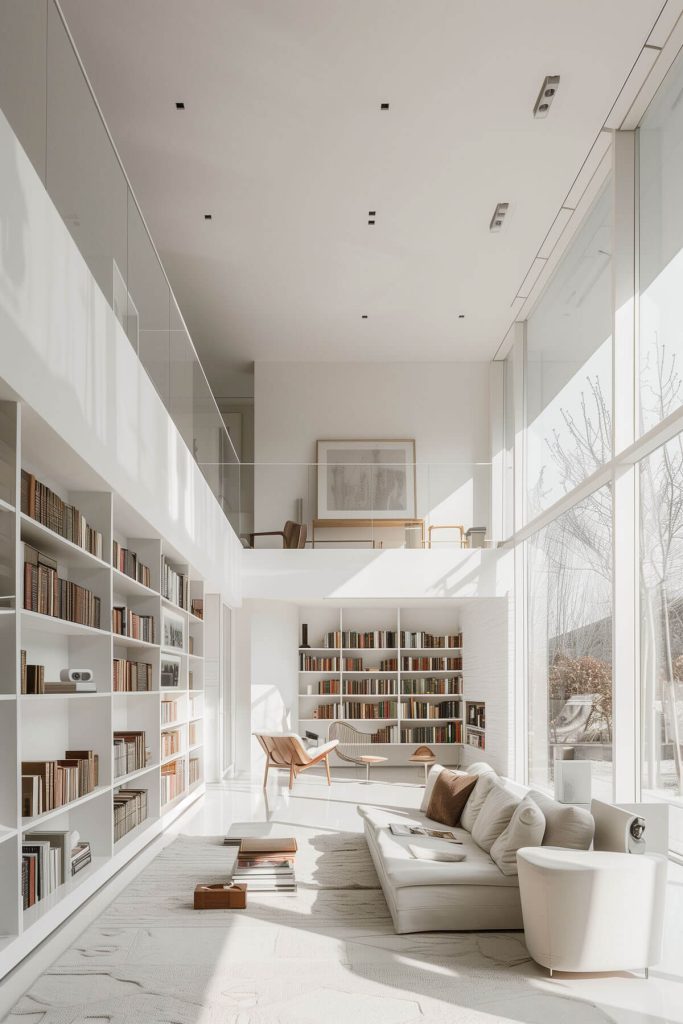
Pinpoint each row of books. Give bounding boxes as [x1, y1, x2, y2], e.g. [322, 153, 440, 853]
[321, 630, 397, 649]
[161, 699, 180, 725]
[467, 729, 486, 750]
[401, 677, 462, 695]
[114, 787, 148, 842]
[161, 759, 185, 805]
[162, 558, 189, 609]
[20, 651, 44, 694]
[231, 837, 297, 892]
[400, 631, 462, 649]
[314, 630, 463, 650]
[344, 678, 396, 694]
[22, 831, 91, 910]
[341, 700, 401, 719]
[190, 598, 203, 619]
[24, 545, 101, 628]
[300, 656, 367, 671]
[112, 541, 152, 589]
[403, 699, 461, 719]
[113, 658, 152, 692]
[363, 723, 463, 744]
[22, 751, 99, 817]
[316, 679, 340, 694]
[161, 729, 181, 758]
[21, 470, 103, 560]
[113, 731, 148, 779]
[189, 721, 199, 745]
[401, 656, 462, 670]
[112, 606, 156, 643]
[466, 703, 486, 728]
[189, 755, 201, 786]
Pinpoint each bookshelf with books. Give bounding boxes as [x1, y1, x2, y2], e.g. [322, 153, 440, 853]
[297, 606, 465, 764]
[0, 401, 207, 979]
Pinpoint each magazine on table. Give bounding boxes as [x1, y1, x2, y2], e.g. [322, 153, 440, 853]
[389, 823, 462, 843]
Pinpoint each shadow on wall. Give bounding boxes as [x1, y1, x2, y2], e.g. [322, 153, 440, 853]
[250, 683, 292, 767]
[0, 130, 27, 299]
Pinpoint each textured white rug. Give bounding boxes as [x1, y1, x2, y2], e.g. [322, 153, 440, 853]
[5, 830, 620, 1024]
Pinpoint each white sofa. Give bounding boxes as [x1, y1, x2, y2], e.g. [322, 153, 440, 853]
[358, 762, 595, 934]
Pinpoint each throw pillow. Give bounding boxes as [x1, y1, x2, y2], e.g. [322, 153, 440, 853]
[426, 771, 478, 827]
[419, 764, 445, 812]
[527, 790, 595, 850]
[460, 769, 499, 832]
[471, 781, 519, 852]
[490, 795, 546, 875]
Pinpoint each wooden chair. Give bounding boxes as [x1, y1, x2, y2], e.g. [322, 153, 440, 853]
[254, 732, 338, 790]
[242, 520, 307, 549]
[328, 722, 388, 782]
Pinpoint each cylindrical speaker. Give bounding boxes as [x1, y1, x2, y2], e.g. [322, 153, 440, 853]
[301, 623, 310, 648]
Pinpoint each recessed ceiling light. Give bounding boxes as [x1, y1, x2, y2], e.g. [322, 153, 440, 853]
[489, 202, 509, 232]
[369, 210, 376, 216]
[380, 103, 390, 110]
[175, 101, 185, 109]
[204, 213, 212, 220]
[362, 314, 368, 319]
[458, 314, 465, 319]
[368, 219, 375, 225]
[533, 75, 560, 118]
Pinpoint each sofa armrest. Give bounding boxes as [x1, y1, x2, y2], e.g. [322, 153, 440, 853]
[591, 799, 645, 853]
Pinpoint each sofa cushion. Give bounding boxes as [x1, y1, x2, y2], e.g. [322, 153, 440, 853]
[471, 781, 519, 853]
[426, 771, 477, 827]
[490, 795, 546, 875]
[460, 769, 499, 833]
[420, 763, 446, 812]
[528, 789, 595, 850]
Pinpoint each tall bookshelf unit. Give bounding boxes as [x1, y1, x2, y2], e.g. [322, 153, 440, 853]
[0, 402, 206, 978]
[298, 606, 483, 765]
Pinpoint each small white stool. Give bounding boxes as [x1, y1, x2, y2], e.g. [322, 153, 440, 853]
[517, 847, 667, 977]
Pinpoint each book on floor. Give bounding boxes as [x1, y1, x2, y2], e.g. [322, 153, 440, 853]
[239, 837, 298, 855]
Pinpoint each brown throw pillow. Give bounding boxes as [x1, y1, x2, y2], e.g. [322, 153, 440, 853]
[426, 771, 478, 827]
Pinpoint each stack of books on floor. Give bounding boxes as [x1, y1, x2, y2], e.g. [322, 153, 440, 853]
[231, 837, 298, 892]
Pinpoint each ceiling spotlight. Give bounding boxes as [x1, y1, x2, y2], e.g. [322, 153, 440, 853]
[369, 210, 376, 216]
[380, 102, 390, 110]
[489, 202, 509, 232]
[175, 101, 185, 109]
[204, 213, 212, 220]
[458, 314, 465, 319]
[368, 219, 375, 225]
[362, 314, 368, 319]
[533, 75, 560, 118]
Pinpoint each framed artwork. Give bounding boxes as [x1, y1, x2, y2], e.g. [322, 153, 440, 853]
[316, 439, 416, 520]
[160, 653, 181, 689]
[162, 609, 185, 651]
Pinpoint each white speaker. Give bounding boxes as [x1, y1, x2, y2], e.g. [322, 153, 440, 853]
[60, 669, 93, 683]
[554, 760, 592, 805]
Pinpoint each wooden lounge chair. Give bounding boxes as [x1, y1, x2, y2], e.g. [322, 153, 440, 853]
[254, 732, 339, 790]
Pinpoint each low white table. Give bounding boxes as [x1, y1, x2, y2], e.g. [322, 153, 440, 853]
[517, 846, 667, 977]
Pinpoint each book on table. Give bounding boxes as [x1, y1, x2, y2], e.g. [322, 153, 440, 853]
[389, 823, 462, 843]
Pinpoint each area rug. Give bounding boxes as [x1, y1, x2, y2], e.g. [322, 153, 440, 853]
[5, 830, 619, 1024]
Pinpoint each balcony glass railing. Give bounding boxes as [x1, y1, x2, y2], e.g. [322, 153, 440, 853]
[200, 461, 493, 550]
[0, 0, 239, 532]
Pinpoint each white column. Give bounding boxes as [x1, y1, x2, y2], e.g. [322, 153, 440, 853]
[489, 361, 505, 544]
[611, 129, 639, 802]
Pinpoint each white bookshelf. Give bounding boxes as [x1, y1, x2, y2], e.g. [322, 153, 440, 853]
[297, 606, 481, 765]
[0, 401, 207, 979]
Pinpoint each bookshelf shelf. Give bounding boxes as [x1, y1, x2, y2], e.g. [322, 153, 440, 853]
[20, 513, 109, 571]
[21, 855, 108, 931]
[296, 608, 473, 761]
[112, 568, 160, 600]
[21, 785, 111, 830]
[21, 610, 108, 638]
[0, 401, 209, 980]
[160, 750, 185, 767]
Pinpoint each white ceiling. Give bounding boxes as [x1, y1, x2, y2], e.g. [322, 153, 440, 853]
[59, 0, 666, 386]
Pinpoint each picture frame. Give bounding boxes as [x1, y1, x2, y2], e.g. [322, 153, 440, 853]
[160, 653, 181, 689]
[162, 609, 185, 651]
[316, 439, 416, 520]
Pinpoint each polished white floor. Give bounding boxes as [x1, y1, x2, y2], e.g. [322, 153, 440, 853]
[3, 766, 683, 1024]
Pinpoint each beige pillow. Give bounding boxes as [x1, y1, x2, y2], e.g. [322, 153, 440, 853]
[426, 771, 477, 827]
[490, 795, 546, 875]
[471, 782, 519, 853]
[460, 769, 499, 833]
[528, 790, 595, 850]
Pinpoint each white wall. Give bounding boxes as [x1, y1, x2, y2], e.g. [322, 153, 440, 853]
[254, 361, 491, 542]
[0, 108, 241, 602]
[234, 599, 299, 774]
